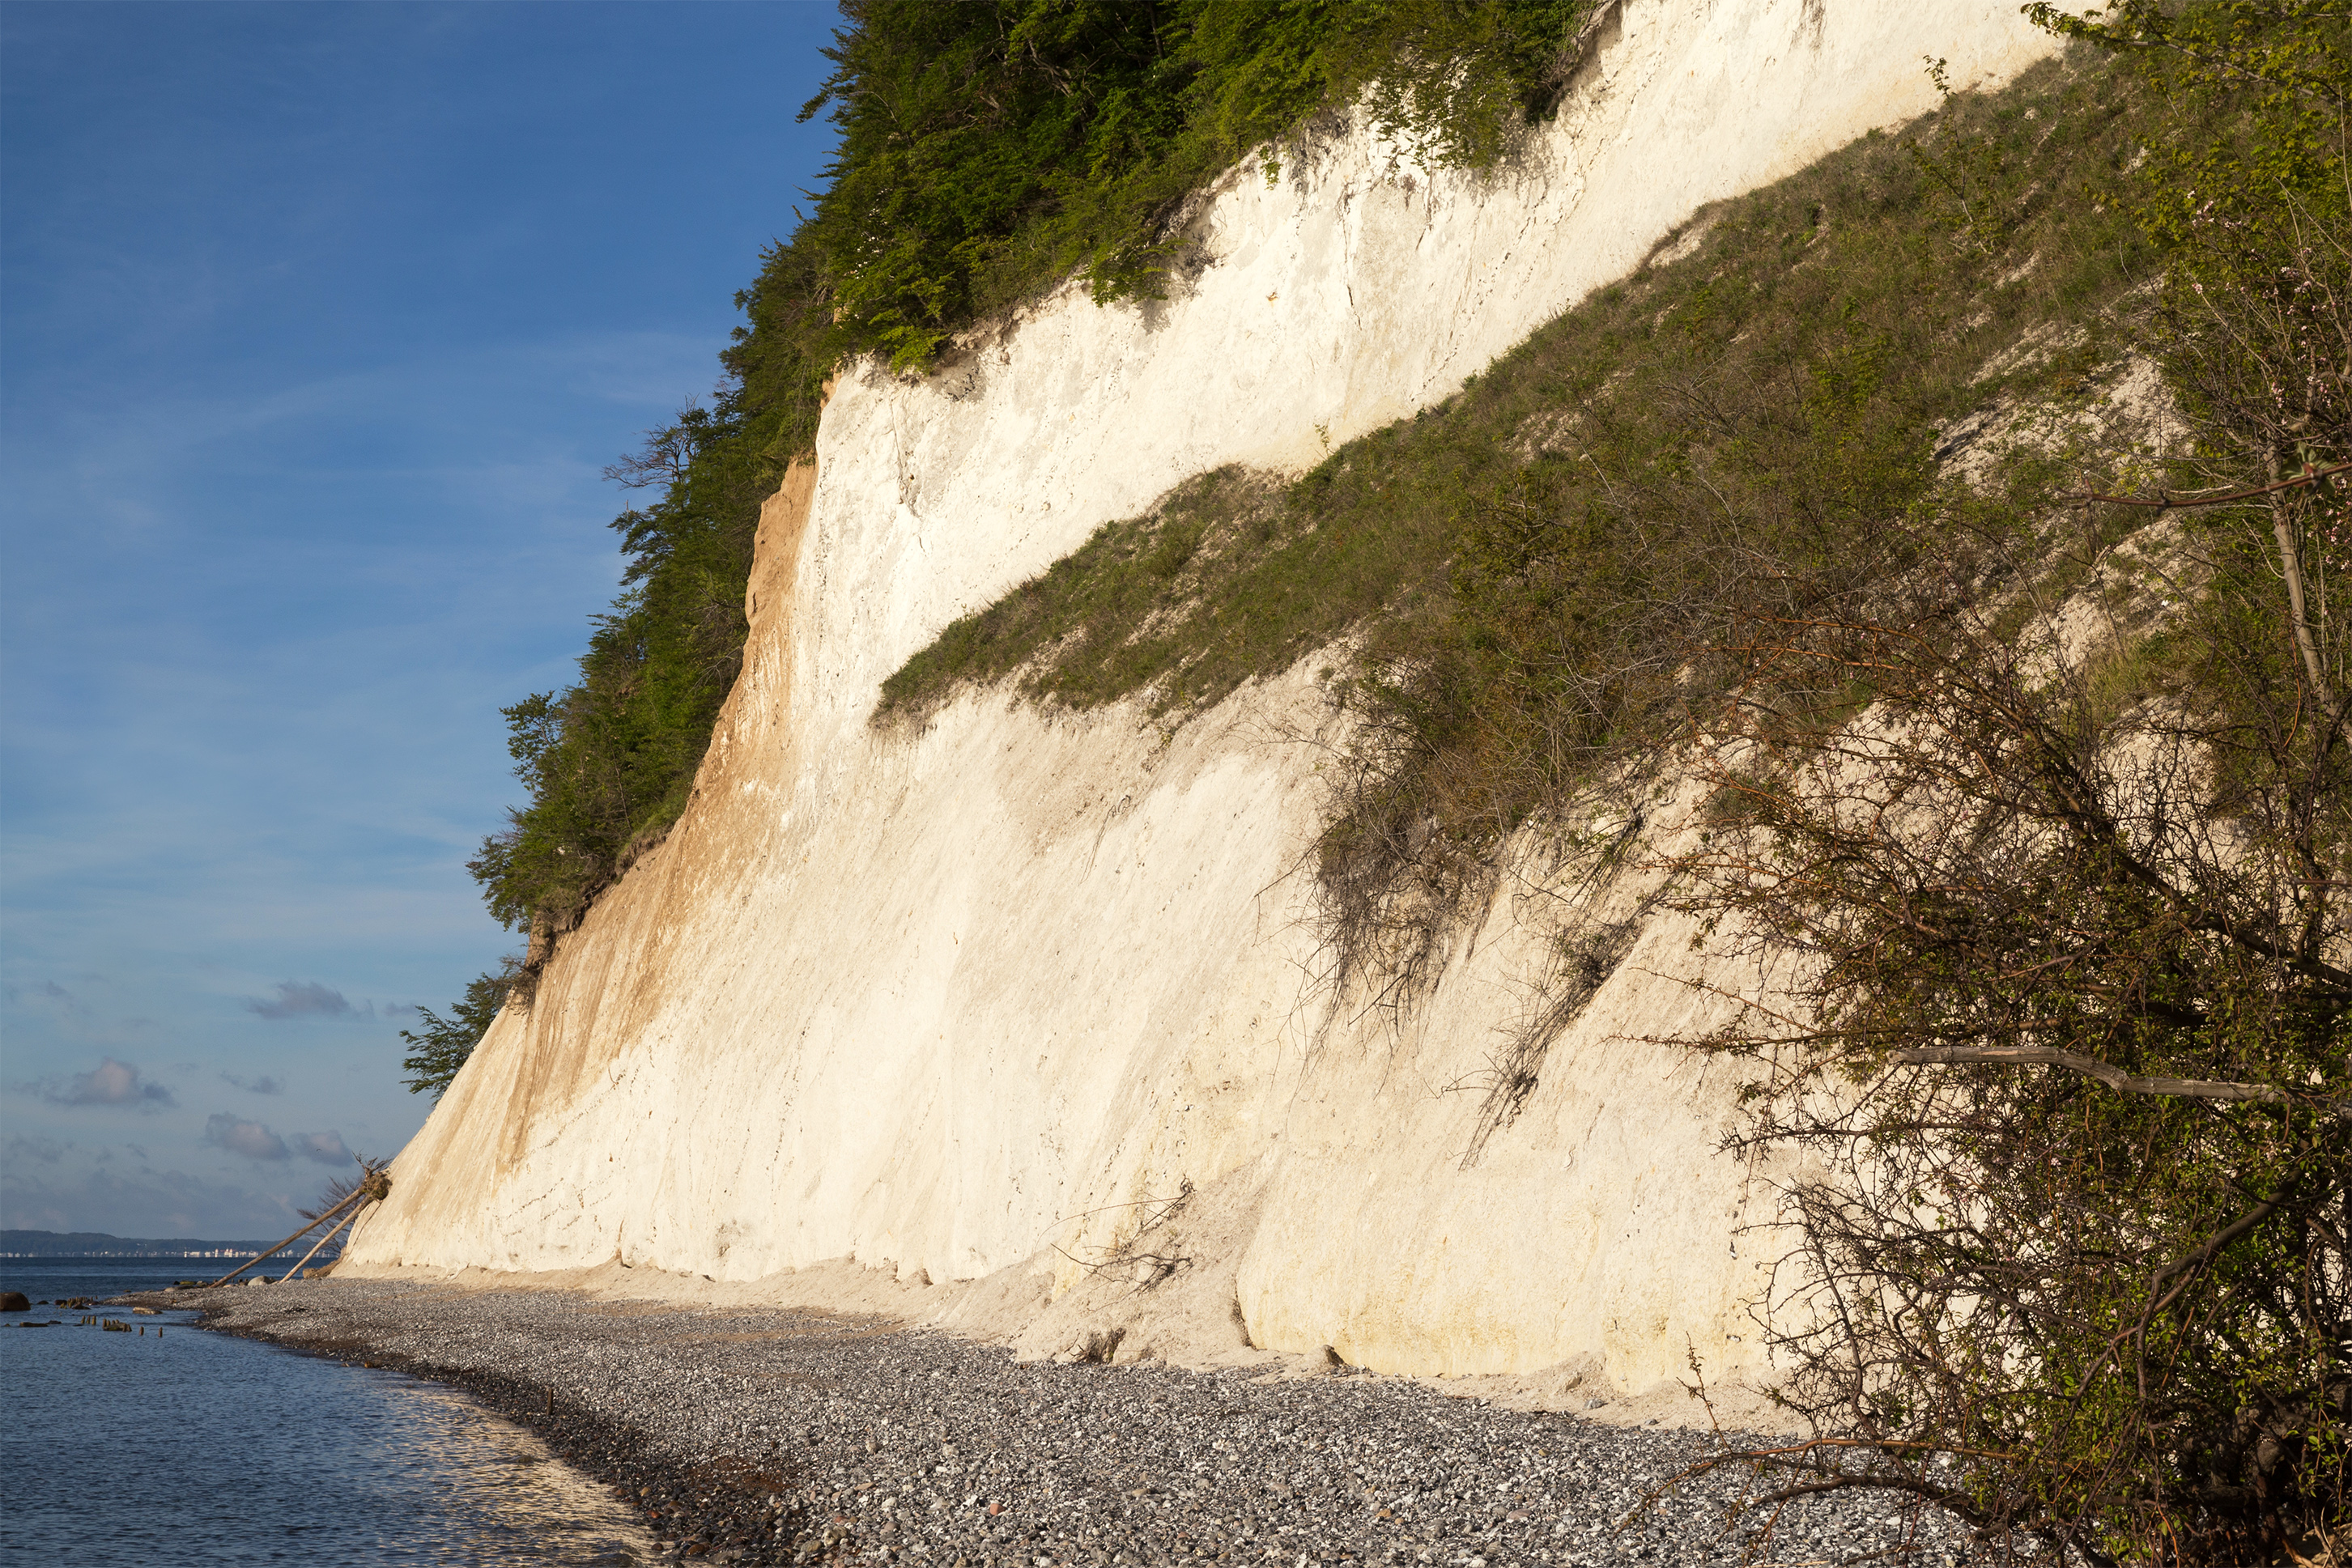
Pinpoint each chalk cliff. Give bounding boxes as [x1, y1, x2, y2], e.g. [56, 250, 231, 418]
[344, 0, 2060, 1403]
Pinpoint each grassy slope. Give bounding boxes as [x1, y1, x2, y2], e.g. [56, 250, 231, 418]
[877, 51, 2158, 736]
[470, 2, 1596, 950]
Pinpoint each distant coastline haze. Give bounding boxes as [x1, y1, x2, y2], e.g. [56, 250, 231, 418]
[0, 1228, 329, 1259]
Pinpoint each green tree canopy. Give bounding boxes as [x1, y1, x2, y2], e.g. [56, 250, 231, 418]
[398, 960, 521, 1099]
[470, 0, 1593, 949]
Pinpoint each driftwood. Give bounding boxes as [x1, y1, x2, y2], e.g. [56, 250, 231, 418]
[206, 1163, 392, 1289]
[278, 1200, 369, 1282]
[205, 1192, 364, 1289]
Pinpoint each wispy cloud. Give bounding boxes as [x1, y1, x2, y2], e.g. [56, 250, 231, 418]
[13, 1056, 177, 1109]
[245, 981, 351, 1020]
[291, 1129, 350, 1166]
[202, 1112, 288, 1162]
[0, 1, 844, 1241]
[0, 1155, 304, 1237]
[6, 979, 93, 1028]
[220, 1071, 283, 1094]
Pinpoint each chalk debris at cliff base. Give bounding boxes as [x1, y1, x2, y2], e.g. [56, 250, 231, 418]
[159, 1278, 1994, 1566]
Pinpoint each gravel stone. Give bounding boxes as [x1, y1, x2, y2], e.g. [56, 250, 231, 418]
[134, 1278, 1989, 1566]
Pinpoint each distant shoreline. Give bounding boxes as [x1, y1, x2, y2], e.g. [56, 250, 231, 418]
[1, 1249, 334, 1260]
[1, 1230, 336, 1260]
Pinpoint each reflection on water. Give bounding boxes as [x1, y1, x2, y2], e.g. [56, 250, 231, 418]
[0, 1260, 657, 1566]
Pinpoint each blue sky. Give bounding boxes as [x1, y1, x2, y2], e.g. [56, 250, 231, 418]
[2, 0, 842, 1238]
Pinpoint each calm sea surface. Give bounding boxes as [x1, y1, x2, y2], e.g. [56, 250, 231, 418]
[0, 1257, 657, 1565]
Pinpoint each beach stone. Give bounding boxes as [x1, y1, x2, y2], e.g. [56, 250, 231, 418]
[189, 1277, 1999, 1568]
[0, 1291, 29, 1312]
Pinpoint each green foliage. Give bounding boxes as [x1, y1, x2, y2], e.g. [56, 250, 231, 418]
[466, 231, 836, 941]
[2030, 0, 2350, 475]
[882, 27, 2352, 1557]
[469, 402, 762, 933]
[878, 465, 1347, 714]
[880, 50, 2157, 803]
[1304, 66, 2150, 985]
[478, 0, 1596, 942]
[2061, 0, 2351, 599]
[801, 0, 1592, 371]
[1675, 600, 2350, 1561]
[1668, 7, 2352, 1560]
[399, 959, 521, 1099]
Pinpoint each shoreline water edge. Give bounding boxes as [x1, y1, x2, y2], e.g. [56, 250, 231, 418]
[104, 1277, 1991, 1567]
[5, 1259, 658, 1566]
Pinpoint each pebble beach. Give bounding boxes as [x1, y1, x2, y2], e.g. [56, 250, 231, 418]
[147, 1278, 1978, 1567]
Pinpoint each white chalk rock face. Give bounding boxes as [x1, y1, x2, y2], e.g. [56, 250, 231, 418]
[346, 1, 2056, 1395]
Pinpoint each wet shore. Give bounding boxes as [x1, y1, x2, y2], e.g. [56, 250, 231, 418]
[126, 1278, 1972, 1567]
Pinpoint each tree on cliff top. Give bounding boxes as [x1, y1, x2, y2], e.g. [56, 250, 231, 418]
[458, 0, 1597, 970]
[800, 0, 1593, 370]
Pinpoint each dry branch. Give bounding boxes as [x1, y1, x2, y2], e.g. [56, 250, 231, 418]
[1887, 1045, 2291, 1103]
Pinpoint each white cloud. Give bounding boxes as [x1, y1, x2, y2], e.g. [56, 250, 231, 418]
[15, 1055, 177, 1109]
[291, 1129, 349, 1166]
[245, 981, 352, 1020]
[202, 1112, 288, 1162]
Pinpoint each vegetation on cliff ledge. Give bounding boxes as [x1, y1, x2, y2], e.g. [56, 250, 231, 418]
[882, 3, 2351, 1559]
[398, 958, 521, 1099]
[435, 0, 2348, 1556]
[456, 0, 1594, 971]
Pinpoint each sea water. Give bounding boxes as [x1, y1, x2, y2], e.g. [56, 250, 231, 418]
[0, 1258, 658, 1565]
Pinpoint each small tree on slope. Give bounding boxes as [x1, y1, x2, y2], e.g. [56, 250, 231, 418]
[1659, 5, 2351, 1562]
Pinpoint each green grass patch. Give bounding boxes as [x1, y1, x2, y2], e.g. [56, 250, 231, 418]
[471, 1, 1607, 949]
[878, 49, 2166, 735]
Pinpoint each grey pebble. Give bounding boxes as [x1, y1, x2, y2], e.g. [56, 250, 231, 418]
[164, 1278, 1990, 1567]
